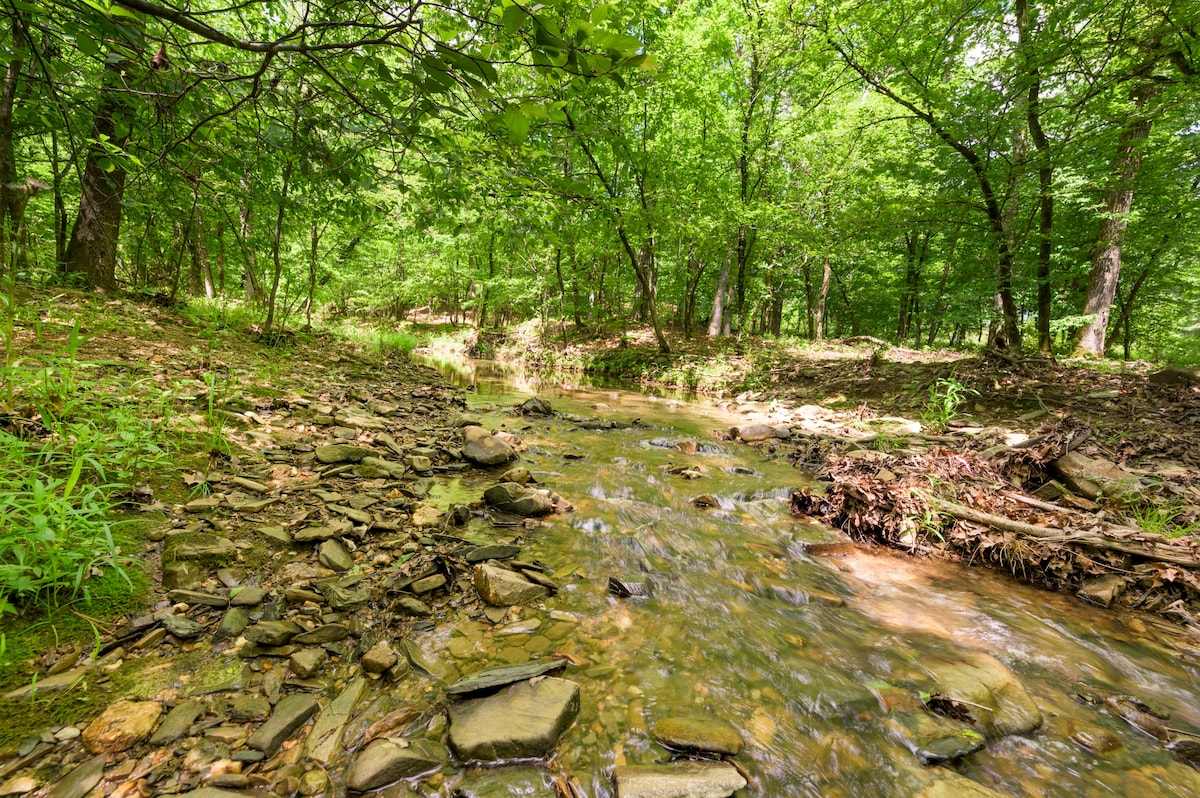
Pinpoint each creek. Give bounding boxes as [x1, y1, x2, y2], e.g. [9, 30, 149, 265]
[417, 356, 1200, 797]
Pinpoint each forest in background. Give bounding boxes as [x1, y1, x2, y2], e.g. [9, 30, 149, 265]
[2, 0, 1198, 362]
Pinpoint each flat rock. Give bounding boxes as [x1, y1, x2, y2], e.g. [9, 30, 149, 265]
[362, 642, 398, 674]
[319, 539, 354, 571]
[321, 582, 369, 610]
[732, 424, 790, 442]
[1051, 451, 1143, 500]
[294, 524, 345, 543]
[345, 738, 448, 791]
[215, 607, 251, 640]
[925, 653, 1043, 738]
[651, 715, 744, 756]
[612, 761, 747, 798]
[163, 614, 205, 639]
[917, 775, 1008, 798]
[411, 574, 446, 593]
[150, 700, 207, 745]
[45, 756, 106, 798]
[447, 659, 567, 696]
[448, 676, 580, 761]
[465, 544, 521, 563]
[246, 693, 319, 756]
[1077, 574, 1129, 608]
[170, 535, 237, 563]
[244, 620, 303, 646]
[483, 483, 552, 516]
[473, 564, 549, 606]
[394, 598, 432, 617]
[890, 710, 986, 764]
[462, 427, 516, 466]
[293, 624, 349, 644]
[454, 768, 556, 798]
[289, 648, 327, 678]
[230, 586, 267, 606]
[315, 444, 374, 464]
[306, 679, 369, 765]
[82, 699, 162, 753]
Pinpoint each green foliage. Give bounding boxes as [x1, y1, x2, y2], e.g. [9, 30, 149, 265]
[1126, 502, 1200, 539]
[921, 373, 980, 431]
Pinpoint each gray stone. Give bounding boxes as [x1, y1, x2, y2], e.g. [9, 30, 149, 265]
[345, 738, 448, 791]
[1051, 451, 1143, 500]
[244, 620, 303, 646]
[170, 535, 237, 563]
[306, 679, 369, 765]
[448, 676, 580, 761]
[150, 700, 207, 745]
[483, 483, 552, 517]
[465, 544, 521, 563]
[289, 648, 327, 679]
[925, 653, 1043, 738]
[230, 586, 268, 606]
[462, 427, 516, 466]
[361, 455, 408, 478]
[612, 761, 746, 798]
[168, 589, 228, 607]
[321, 582, 369, 610]
[257, 525, 292, 546]
[732, 424, 790, 442]
[294, 525, 346, 543]
[498, 466, 534, 485]
[328, 504, 373, 525]
[319, 539, 354, 572]
[890, 710, 986, 764]
[1077, 574, 1129, 608]
[362, 642, 398, 674]
[454, 769, 556, 798]
[916, 776, 1008, 798]
[246, 693, 319, 756]
[473, 564, 549, 606]
[447, 659, 567, 696]
[163, 614, 205, 639]
[45, 756, 106, 798]
[315, 444, 374, 464]
[172, 789, 257, 798]
[411, 574, 446, 594]
[229, 696, 272, 722]
[394, 598, 432, 617]
[401, 639, 448, 681]
[162, 562, 205, 591]
[650, 715, 744, 756]
[292, 624, 349, 645]
[215, 607, 251, 640]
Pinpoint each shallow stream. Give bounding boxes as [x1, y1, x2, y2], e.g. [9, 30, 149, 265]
[413, 357, 1200, 797]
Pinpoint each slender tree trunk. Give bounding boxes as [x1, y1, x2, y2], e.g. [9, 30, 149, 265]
[0, 12, 27, 277]
[64, 58, 134, 289]
[264, 154, 294, 332]
[815, 255, 831, 341]
[709, 259, 730, 337]
[1074, 81, 1159, 357]
[216, 219, 226, 294]
[926, 234, 959, 347]
[305, 220, 318, 330]
[1019, 0, 1055, 357]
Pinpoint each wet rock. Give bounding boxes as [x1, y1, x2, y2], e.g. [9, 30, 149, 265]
[45, 756, 105, 798]
[246, 693, 319, 756]
[362, 642, 398, 674]
[454, 768, 556, 797]
[401, 639, 448, 680]
[448, 676, 580, 761]
[345, 738, 448, 791]
[315, 444, 374, 464]
[516, 397, 553, 416]
[82, 699, 162, 753]
[447, 659, 568, 696]
[319, 539, 355, 571]
[1, 776, 38, 796]
[612, 761, 746, 798]
[1077, 574, 1129, 608]
[499, 466, 534, 485]
[151, 700, 207, 745]
[163, 614, 205, 639]
[1051, 451, 1143, 500]
[289, 648, 327, 678]
[890, 710, 985, 764]
[473, 564, 549, 606]
[465, 544, 521, 563]
[731, 424, 790, 442]
[916, 775, 1007, 798]
[651, 715, 744, 756]
[244, 620, 304, 646]
[483, 482, 553, 516]
[926, 653, 1043, 738]
[608, 576, 652, 598]
[1071, 726, 1124, 754]
[173, 789, 256, 798]
[462, 426, 516, 466]
[306, 678, 368, 764]
[170, 534, 237, 563]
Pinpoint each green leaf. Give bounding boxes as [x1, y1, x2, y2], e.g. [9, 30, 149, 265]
[502, 3, 525, 36]
[503, 107, 530, 143]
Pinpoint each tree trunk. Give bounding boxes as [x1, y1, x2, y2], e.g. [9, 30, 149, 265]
[1074, 81, 1159, 357]
[305, 220, 318, 330]
[709, 259, 730, 337]
[815, 255, 831, 341]
[0, 12, 27, 277]
[64, 59, 134, 289]
[264, 154, 294, 332]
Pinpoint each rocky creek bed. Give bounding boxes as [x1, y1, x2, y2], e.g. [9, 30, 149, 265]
[4, 313, 1200, 798]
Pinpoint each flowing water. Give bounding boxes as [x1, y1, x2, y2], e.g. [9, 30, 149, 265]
[414, 357, 1200, 797]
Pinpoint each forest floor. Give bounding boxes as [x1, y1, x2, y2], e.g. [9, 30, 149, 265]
[2, 293, 1200, 795]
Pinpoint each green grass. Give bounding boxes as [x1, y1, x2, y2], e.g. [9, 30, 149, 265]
[1127, 501, 1200, 539]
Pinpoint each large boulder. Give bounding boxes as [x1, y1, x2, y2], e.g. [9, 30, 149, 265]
[483, 482, 553, 516]
[462, 426, 517, 466]
[448, 676, 580, 761]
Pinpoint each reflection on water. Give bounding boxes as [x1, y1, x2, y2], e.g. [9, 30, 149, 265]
[418, 355, 1200, 797]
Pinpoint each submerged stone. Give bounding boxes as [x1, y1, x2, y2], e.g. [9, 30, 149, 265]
[473, 564, 548, 606]
[345, 738, 447, 791]
[448, 676, 580, 761]
[246, 693, 319, 756]
[612, 761, 746, 798]
[446, 659, 568, 696]
[650, 715, 744, 756]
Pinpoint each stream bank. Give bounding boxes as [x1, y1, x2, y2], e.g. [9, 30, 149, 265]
[3, 298, 1200, 798]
